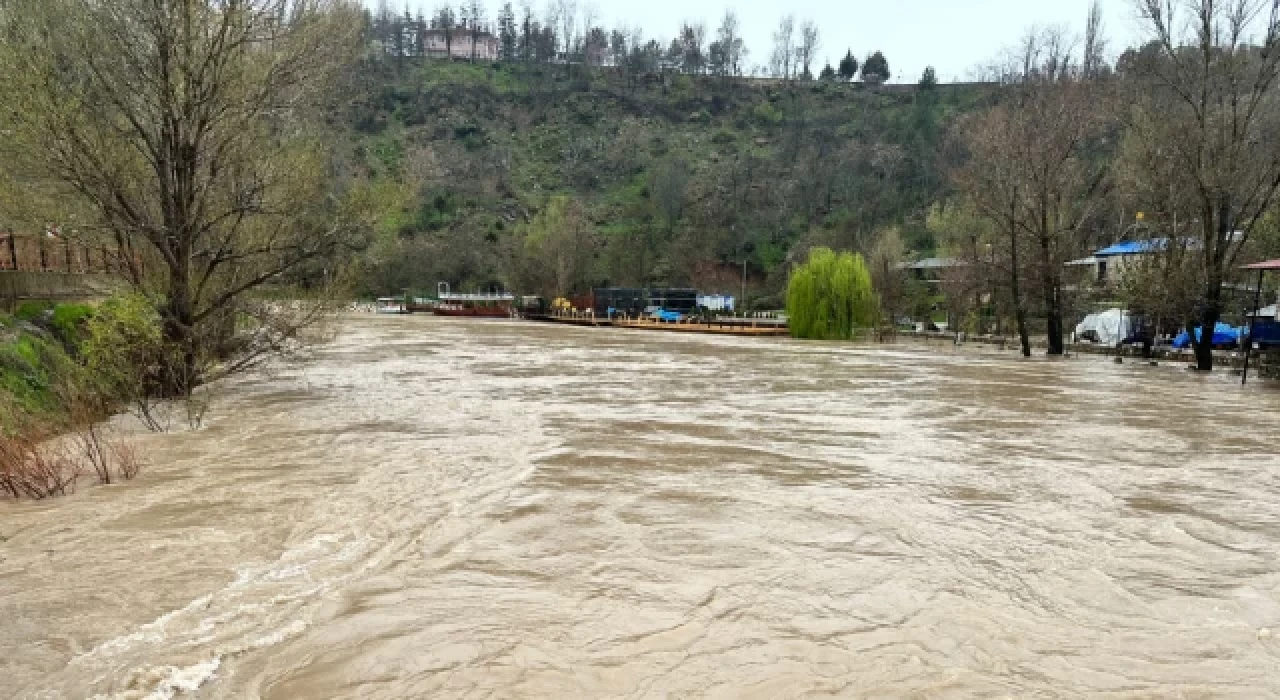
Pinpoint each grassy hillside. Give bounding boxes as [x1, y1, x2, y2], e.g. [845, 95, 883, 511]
[345, 60, 995, 304]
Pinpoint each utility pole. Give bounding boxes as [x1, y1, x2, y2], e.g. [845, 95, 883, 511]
[1243, 268, 1264, 386]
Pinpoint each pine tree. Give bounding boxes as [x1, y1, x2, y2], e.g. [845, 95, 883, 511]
[861, 51, 890, 85]
[435, 5, 456, 59]
[919, 65, 937, 89]
[819, 62, 836, 81]
[837, 50, 858, 82]
[498, 3, 517, 62]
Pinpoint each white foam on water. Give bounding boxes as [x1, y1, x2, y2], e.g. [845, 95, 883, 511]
[142, 657, 221, 700]
[76, 594, 214, 662]
[249, 619, 308, 650]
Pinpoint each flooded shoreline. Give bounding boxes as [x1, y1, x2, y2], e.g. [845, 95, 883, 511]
[3, 315, 1279, 698]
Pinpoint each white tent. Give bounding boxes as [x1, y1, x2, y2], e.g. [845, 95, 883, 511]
[1074, 309, 1132, 346]
[1246, 304, 1278, 320]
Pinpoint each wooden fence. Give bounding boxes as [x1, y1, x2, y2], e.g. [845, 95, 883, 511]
[0, 233, 129, 274]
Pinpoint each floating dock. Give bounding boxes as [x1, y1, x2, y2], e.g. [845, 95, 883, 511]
[616, 318, 790, 337]
[523, 313, 790, 337]
[524, 313, 613, 327]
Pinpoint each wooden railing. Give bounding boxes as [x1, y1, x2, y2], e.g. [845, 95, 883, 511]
[0, 233, 131, 274]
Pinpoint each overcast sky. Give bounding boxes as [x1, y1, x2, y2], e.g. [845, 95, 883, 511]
[375, 0, 1150, 83]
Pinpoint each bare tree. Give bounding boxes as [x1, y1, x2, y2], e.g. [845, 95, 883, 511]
[953, 106, 1035, 356]
[581, 2, 599, 62]
[467, 0, 485, 62]
[715, 10, 747, 78]
[1083, 0, 1108, 79]
[771, 14, 796, 79]
[675, 21, 707, 74]
[436, 4, 457, 57]
[956, 23, 1114, 356]
[0, 0, 369, 396]
[797, 20, 821, 80]
[1126, 0, 1280, 371]
[552, 0, 578, 60]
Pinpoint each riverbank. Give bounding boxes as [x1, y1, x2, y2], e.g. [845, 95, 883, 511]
[522, 312, 1279, 378]
[1, 298, 156, 498]
[891, 329, 1280, 377]
[0, 302, 95, 427]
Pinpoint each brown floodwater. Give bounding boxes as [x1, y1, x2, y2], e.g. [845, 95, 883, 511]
[3, 316, 1280, 698]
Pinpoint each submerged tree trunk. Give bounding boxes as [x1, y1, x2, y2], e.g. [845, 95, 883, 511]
[1037, 214, 1065, 355]
[1009, 220, 1031, 357]
[163, 267, 197, 398]
[1191, 285, 1221, 372]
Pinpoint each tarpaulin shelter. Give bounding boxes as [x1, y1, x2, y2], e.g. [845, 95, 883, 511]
[1074, 309, 1133, 347]
[1173, 323, 1241, 349]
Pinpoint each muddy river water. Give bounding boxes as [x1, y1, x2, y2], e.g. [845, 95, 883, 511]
[3, 316, 1280, 698]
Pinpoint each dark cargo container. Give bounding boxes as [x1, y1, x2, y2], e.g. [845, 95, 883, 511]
[592, 288, 698, 316]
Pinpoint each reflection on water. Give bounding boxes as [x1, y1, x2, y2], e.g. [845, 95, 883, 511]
[2, 316, 1279, 698]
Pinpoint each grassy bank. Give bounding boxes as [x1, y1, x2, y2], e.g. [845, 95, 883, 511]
[0, 302, 95, 426]
[1, 297, 157, 499]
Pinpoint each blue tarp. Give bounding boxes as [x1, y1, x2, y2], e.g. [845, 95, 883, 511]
[1173, 323, 1240, 349]
[652, 309, 684, 322]
[1093, 239, 1168, 257]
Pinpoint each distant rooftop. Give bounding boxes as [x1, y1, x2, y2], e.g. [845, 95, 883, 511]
[1243, 259, 1280, 271]
[902, 257, 965, 270]
[1093, 239, 1167, 257]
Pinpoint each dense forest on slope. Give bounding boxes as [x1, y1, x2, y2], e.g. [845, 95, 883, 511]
[345, 57, 996, 304]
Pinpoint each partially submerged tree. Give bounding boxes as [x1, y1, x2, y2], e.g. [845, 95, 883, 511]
[953, 106, 1035, 356]
[954, 18, 1114, 356]
[0, 0, 369, 396]
[1124, 0, 1280, 371]
[866, 227, 910, 324]
[786, 247, 879, 340]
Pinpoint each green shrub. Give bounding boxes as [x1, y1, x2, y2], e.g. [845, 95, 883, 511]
[81, 294, 165, 404]
[0, 334, 72, 419]
[49, 303, 94, 348]
[687, 109, 712, 124]
[14, 301, 52, 322]
[752, 102, 783, 127]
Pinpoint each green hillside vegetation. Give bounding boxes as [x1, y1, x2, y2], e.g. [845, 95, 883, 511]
[347, 59, 994, 305]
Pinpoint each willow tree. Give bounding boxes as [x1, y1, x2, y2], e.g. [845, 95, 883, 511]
[0, 0, 367, 396]
[786, 247, 879, 340]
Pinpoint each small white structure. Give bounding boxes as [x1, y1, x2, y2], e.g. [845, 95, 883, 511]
[697, 294, 736, 312]
[1074, 309, 1132, 346]
[376, 297, 408, 314]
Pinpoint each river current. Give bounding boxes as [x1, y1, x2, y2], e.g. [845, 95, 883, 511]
[3, 316, 1279, 698]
